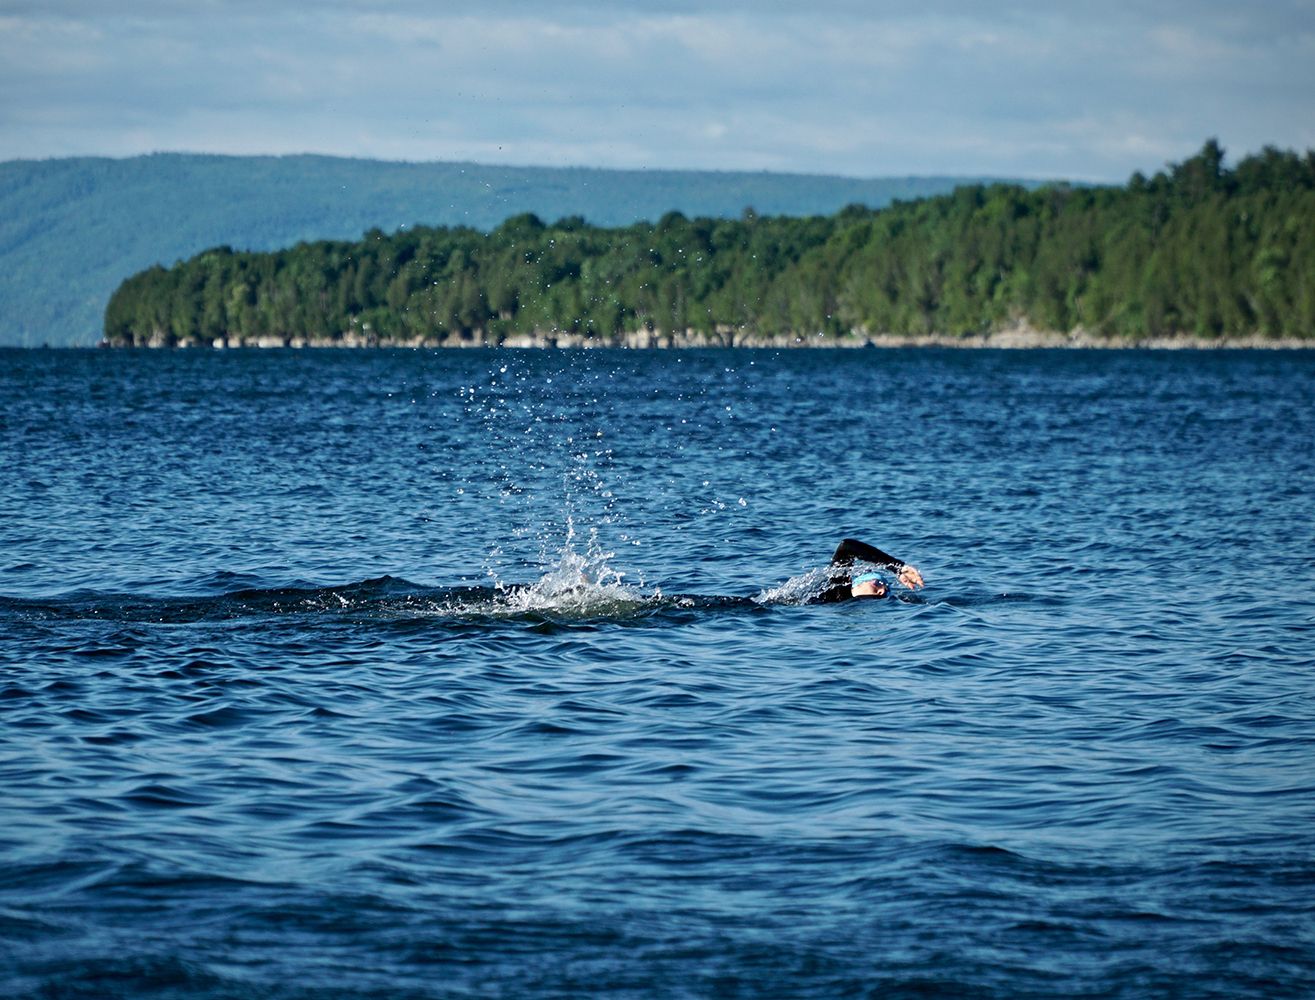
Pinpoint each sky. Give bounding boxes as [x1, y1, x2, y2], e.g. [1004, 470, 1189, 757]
[1, 0, 1313, 182]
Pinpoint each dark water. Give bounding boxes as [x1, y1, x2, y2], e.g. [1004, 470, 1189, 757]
[2, 347, 1313, 998]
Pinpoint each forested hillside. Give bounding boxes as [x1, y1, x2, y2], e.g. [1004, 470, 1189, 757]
[0, 153, 1008, 346]
[105, 144, 1315, 347]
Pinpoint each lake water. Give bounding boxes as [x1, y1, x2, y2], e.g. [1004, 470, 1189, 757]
[2, 347, 1313, 998]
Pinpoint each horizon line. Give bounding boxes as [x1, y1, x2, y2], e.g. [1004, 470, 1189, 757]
[1, 148, 1100, 186]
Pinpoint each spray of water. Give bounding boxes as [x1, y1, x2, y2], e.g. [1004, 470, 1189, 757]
[447, 357, 635, 587]
[495, 515, 653, 614]
[754, 566, 834, 606]
[431, 353, 768, 605]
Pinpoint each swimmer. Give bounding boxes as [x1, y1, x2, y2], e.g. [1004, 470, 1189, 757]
[815, 538, 924, 603]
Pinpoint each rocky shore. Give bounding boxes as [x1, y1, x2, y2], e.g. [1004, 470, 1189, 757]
[103, 323, 1312, 350]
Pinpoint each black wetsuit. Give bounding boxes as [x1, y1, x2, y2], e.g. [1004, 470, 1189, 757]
[815, 538, 910, 603]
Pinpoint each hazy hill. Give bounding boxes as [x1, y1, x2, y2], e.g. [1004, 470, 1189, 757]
[0, 153, 1033, 346]
[105, 143, 1315, 349]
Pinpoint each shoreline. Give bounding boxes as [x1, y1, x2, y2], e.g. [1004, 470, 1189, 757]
[97, 325, 1314, 351]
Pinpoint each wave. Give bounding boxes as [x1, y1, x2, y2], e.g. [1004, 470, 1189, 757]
[0, 571, 771, 629]
[0, 576, 627, 624]
[0, 569, 1005, 629]
[0, 537, 1006, 628]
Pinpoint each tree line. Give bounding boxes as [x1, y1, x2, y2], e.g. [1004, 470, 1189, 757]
[105, 142, 1315, 346]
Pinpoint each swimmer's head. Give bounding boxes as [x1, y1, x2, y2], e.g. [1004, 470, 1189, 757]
[851, 572, 888, 599]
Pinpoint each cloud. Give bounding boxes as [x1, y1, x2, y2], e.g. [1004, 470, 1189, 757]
[0, 1, 1312, 179]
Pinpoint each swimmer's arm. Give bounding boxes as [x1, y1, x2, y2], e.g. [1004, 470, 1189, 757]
[830, 538, 899, 568]
[831, 538, 925, 590]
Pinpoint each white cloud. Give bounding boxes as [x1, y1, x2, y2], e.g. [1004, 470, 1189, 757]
[0, 1, 1312, 178]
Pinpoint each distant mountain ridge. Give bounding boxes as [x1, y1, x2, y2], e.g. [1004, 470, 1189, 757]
[0, 153, 1039, 346]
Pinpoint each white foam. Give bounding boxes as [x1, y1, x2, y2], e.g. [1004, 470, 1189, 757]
[491, 518, 652, 616]
[754, 566, 833, 605]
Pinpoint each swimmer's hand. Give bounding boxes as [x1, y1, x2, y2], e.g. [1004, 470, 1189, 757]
[897, 565, 924, 590]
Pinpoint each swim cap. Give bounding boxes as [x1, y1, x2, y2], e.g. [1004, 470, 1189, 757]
[852, 572, 882, 586]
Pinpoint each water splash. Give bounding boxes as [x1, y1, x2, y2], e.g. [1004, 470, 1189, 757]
[442, 353, 759, 590]
[452, 356, 632, 586]
[754, 566, 833, 605]
[495, 516, 652, 616]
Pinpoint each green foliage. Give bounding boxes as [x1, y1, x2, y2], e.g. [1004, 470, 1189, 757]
[105, 143, 1315, 346]
[1, 153, 1017, 347]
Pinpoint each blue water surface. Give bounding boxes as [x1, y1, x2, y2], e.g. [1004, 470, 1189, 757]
[1, 347, 1313, 998]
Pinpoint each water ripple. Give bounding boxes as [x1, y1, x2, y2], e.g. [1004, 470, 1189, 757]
[2, 349, 1314, 996]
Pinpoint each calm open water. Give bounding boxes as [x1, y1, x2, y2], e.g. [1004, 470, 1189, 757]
[1, 347, 1313, 998]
